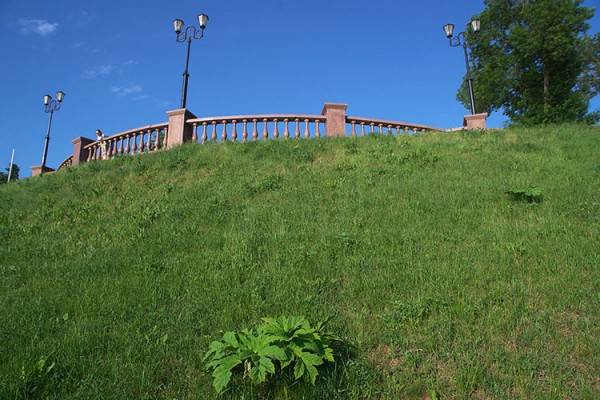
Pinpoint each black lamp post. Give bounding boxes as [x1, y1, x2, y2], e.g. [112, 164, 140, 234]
[443, 20, 481, 115]
[41, 91, 65, 172]
[173, 13, 209, 109]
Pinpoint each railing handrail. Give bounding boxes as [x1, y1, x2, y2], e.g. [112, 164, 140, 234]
[187, 114, 323, 124]
[346, 116, 443, 132]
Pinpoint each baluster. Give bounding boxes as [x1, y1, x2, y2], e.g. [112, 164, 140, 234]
[146, 129, 152, 152]
[118, 137, 124, 155]
[387, 125, 393, 135]
[154, 127, 158, 151]
[315, 119, 321, 138]
[284, 119, 289, 139]
[202, 122, 208, 144]
[87, 146, 93, 162]
[378, 124, 384, 134]
[252, 119, 258, 141]
[231, 120, 238, 141]
[370, 123, 375, 134]
[262, 118, 269, 140]
[192, 123, 198, 143]
[242, 119, 248, 142]
[273, 118, 279, 139]
[396, 125, 401, 135]
[221, 120, 228, 142]
[294, 119, 300, 138]
[131, 133, 138, 154]
[211, 121, 218, 142]
[304, 119, 310, 139]
[107, 139, 114, 158]
[360, 122, 365, 137]
[136, 132, 142, 153]
[404, 126, 410, 135]
[163, 128, 168, 148]
[125, 135, 131, 155]
[135, 132, 141, 153]
[351, 121, 357, 137]
[140, 131, 147, 153]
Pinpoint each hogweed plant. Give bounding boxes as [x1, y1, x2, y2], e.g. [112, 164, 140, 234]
[203, 316, 341, 394]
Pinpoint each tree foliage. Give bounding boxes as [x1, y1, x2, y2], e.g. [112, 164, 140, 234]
[0, 163, 19, 184]
[459, 0, 599, 125]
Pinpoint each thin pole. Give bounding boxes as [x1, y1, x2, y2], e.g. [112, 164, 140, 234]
[7, 149, 15, 183]
[41, 109, 54, 171]
[463, 43, 477, 115]
[180, 37, 192, 109]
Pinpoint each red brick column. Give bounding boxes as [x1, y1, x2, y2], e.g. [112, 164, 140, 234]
[166, 109, 197, 148]
[72, 137, 95, 166]
[463, 113, 488, 130]
[321, 103, 348, 137]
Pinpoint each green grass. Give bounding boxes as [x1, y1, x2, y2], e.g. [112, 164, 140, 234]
[1, 125, 599, 399]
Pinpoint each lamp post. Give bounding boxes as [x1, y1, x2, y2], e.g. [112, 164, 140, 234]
[41, 90, 65, 172]
[443, 20, 481, 115]
[173, 13, 209, 109]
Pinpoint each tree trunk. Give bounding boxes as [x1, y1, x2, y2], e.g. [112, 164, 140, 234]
[543, 66, 551, 114]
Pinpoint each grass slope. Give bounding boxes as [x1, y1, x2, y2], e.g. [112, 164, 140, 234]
[1, 125, 599, 399]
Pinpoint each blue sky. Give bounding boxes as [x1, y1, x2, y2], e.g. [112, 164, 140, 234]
[1, 0, 598, 177]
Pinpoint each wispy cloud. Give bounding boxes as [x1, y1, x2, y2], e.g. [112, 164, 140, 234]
[17, 18, 58, 36]
[122, 59, 138, 67]
[82, 65, 115, 78]
[111, 85, 143, 97]
[71, 41, 86, 49]
[82, 60, 137, 79]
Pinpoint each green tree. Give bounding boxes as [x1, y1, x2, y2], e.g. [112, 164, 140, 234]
[459, 0, 599, 126]
[0, 163, 20, 184]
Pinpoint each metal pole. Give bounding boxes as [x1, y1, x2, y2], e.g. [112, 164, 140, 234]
[7, 149, 15, 183]
[41, 109, 54, 171]
[463, 42, 477, 115]
[180, 37, 192, 109]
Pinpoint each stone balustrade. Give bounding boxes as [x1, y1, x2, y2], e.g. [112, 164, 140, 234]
[48, 101, 482, 175]
[346, 116, 439, 136]
[84, 124, 168, 162]
[57, 124, 168, 170]
[186, 115, 325, 143]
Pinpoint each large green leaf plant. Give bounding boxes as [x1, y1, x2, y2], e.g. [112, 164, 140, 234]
[203, 316, 340, 394]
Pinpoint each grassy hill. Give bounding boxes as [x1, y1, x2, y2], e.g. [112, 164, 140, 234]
[1, 125, 599, 399]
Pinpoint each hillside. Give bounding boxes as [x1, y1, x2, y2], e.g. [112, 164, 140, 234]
[1, 125, 599, 399]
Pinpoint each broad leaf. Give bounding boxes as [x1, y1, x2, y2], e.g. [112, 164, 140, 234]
[293, 349, 324, 384]
[211, 355, 242, 394]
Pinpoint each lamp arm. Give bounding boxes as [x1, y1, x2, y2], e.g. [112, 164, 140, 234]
[44, 99, 61, 114]
[176, 25, 205, 43]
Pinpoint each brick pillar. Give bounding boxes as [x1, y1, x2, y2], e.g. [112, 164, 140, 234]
[166, 108, 197, 148]
[463, 113, 488, 130]
[72, 137, 95, 166]
[31, 165, 54, 177]
[321, 103, 348, 137]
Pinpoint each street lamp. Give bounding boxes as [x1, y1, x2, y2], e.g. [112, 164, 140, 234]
[173, 13, 209, 109]
[443, 19, 481, 114]
[41, 90, 66, 172]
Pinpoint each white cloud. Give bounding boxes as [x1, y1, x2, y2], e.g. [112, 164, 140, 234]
[82, 65, 115, 78]
[18, 18, 58, 36]
[122, 59, 137, 67]
[82, 60, 136, 78]
[111, 85, 142, 97]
